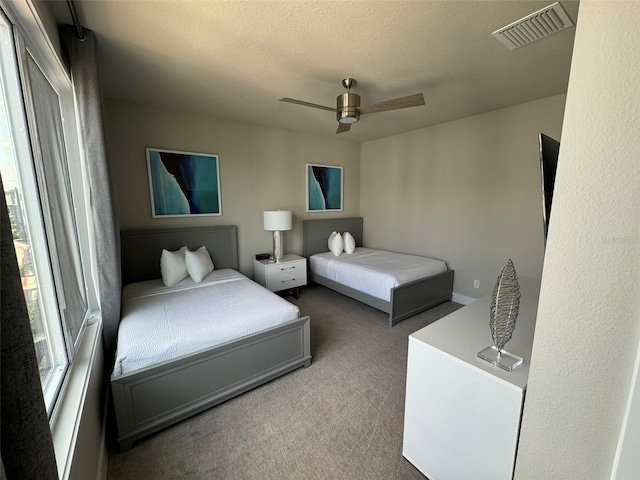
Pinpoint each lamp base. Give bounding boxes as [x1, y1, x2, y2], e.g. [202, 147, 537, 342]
[273, 230, 284, 263]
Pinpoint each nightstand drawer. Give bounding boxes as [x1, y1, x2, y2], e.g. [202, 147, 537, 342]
[265, 269, 306, 291]
[264, 260, 305, 277]
[253, 254, 307, 293]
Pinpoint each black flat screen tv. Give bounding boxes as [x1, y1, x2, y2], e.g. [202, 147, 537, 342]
[539, 133, 560, 245]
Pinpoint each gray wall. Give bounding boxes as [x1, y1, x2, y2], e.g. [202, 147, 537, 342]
[104, 99, 360, 276]
[360, 94, 566, 299]
[106, 96, 565, 294]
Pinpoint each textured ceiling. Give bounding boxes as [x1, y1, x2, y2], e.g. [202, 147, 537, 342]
[50, 0, 579, 143]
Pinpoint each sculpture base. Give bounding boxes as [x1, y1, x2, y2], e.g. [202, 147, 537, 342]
[477, 345, 523, 372]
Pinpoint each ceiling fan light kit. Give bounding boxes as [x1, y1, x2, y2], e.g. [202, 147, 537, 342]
[337, 92, 360, 124]
[279, 77, 425, 134]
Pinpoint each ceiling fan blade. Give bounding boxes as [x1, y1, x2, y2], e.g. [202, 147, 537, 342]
[279, 97, 336, 112]
[336, 122, 351, 134]
[359, 93, 425, 114]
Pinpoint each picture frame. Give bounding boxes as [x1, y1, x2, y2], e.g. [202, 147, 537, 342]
[146, 148, 222, 217]
[306, 163, 343, 212]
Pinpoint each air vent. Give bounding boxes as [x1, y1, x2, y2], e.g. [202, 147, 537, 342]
[492, 2, 574, 50]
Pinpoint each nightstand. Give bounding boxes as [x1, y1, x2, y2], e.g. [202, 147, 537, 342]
[253, 254, 307, 296]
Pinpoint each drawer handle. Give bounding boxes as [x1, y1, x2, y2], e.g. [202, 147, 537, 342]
[280, 266, 296, 271]
[280, 278, 296, 283]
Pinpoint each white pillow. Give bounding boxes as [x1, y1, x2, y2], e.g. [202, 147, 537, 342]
[343, 231, 355, 254]
[160, 246, 189, 286]
[328, 231, 344, 256]
[185, 246, 214, 282]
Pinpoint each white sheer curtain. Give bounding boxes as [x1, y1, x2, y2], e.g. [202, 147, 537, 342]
[26, 54, 88, 348]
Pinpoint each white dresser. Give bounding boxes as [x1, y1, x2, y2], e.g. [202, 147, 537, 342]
[402, 276, 541, 480]
[253, 254, 307, 294]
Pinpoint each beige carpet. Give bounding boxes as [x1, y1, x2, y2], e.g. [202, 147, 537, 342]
[107, 284, 462, 480]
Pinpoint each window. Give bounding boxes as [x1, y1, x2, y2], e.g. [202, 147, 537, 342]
[0, 8, 97, 415]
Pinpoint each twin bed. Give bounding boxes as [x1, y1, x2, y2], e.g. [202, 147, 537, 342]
[303, 217, 454, 327]
[112, 226, 310, 451]
[112, 219, 452, 451]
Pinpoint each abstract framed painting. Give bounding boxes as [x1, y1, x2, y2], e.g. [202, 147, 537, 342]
[306, 163, 343, 212]
[146, 148, 222, 217]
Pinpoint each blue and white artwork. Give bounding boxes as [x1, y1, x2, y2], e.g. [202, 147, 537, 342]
[147, 148, 221, 217]
[306, 164, 343, 212]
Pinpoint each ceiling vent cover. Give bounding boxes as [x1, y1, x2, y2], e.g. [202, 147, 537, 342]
[493, 2, 574, 50]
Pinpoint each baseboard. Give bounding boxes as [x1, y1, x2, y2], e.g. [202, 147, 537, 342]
[452, 292, 477, 305]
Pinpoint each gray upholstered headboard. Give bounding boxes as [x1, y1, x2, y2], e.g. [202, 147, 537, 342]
[302, 217, 363, 258]
[120, 226, 238, 285]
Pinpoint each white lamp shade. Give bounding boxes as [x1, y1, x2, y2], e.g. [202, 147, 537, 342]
[263, 210, 292, 231]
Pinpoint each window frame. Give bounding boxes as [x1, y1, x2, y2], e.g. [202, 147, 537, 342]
[0, 0, 100, 419]
[0, 1, 105, 477]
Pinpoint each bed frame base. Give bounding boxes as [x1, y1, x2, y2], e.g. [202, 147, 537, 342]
[303, 217, 454, 327]
[310, 270, 454, 327]
[112, 316, 311, 452]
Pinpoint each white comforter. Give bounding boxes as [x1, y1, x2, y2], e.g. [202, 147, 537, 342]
[309, 247, 447, 302]
[113, 269, 300, 377]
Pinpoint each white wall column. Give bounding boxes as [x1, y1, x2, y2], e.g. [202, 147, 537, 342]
[515, 2, 640, 478]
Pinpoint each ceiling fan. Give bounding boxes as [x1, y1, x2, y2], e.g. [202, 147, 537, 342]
[279, 78, 425, 134]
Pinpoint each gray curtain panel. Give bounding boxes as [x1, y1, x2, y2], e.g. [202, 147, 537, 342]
[61, 26, 121, 365]
[1, 176, 58, 479]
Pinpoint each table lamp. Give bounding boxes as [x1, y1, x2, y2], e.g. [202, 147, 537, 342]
[263, 210, 292, 263]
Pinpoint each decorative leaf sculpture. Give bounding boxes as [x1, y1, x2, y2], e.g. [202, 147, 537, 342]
[489, 259, 521, 353]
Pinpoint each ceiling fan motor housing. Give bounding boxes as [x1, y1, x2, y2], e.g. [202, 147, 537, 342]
[337, 93, 360, 124]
